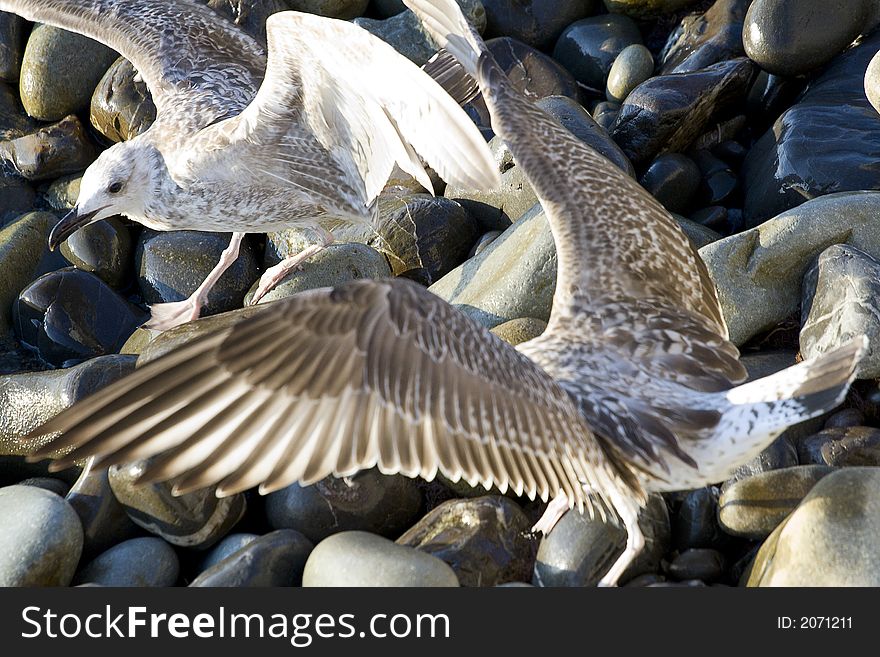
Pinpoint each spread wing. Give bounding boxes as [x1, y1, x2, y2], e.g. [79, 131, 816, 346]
[180, 11, 498, 215]
[0, 0, 265, 130]
[28, 279, 622, 510]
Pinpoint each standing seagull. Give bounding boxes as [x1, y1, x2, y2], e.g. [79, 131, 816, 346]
[0, 0, 498, 329]
[25, 0, 865, 586]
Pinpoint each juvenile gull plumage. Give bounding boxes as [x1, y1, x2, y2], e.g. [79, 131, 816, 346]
[0, 0, 499, 329]
[25, 0, 866, 586]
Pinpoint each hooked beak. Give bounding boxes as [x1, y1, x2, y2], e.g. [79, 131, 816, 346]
[48, 206, 104, 251]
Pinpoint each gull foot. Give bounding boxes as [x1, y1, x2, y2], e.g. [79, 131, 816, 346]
[531, 495, 570, 536]
[142, 299, 202, 330]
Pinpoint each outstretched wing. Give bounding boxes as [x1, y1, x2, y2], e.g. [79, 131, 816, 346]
[0, 0, 265, 129]
[28, 279, 623, 510]
[181, 11, 499, 216]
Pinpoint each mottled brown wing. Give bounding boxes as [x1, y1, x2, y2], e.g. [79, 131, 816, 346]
[28, 279, 610, 509]
[0, 0, 265, 128]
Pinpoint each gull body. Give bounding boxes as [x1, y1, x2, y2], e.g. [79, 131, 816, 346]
[25, 0, 866, 587]
[0, 0, 499, 328]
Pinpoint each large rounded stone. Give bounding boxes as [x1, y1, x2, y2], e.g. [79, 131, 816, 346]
[0, 211, 53, 334]
[484, 37, 580, 101]
[14, 267, 145, 367]
[0, 484, 83, 586]
[553, 14, 642, 91]
[746, 468, 880, 586]
[59, 217, 132, 289]
[0, 114, 98, 181]
[303, 531, 459, 586]
[672, 486, 726, 550]
[481, 0, 598, 50]
[797, 427, 880, 468]
[90, 57, 156, 142]
[190, 529, 314, 587]
[0, 12, 25, 82]
[197, 533, 260, 572]
[719, 465, 835, 540]
[19, 24, 118, 121]
[742, 0, 878, 77]
[266, 470, 423, 543]
[489, 317, 547, 346]
[74, 537, 179, 587]
[397, 496, 536, 586]
[639, 153, 701, 214]
[659, 0, 750, 74]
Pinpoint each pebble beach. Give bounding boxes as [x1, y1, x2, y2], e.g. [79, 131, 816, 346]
[2, 0, 880, 588]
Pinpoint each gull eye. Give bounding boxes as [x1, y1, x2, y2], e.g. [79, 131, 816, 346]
[108, 181, 123, 194]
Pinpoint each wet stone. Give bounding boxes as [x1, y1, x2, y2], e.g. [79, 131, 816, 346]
[74, 537, 179, 587]
[0, 211, 53, 334]
[659, 0, 750, 74]
[397, 496, 535, 587]
[485, 37, 580, 101]
[265, 470, 423, 544]
[606, 44, 654, 104]
[0, 171, 35, 222]
[553, 14, 643, 91]
[604, 0, 703, 19]
[190, 529, 314, 587]
[19, 24, 119, 121]
[800, 245, 880, 379]
[672, 486, 726, 550]
[0, 12, 25, 82]
[0, 484, 83, 586]
[303, 531, 459, 587]
[0, 81, 36, 140]
[108, 460, 246, 549]
[797, 427, 880, 468]
[592, 101, 620, 131]
[718, 465, 835, 540]
[90, 57, 156, 142]
[14, 267, 146, 368]
[533, 495, 669, 587]
[0, 114, 98, 181]
[481, 0, 598, 51]
[639, 153, 701, 214]
[198, 533, 259, 572]
[285, 0, 369, 21]
[59, 217, 132, 289]
[668, 548, 724, 582]
[136, 230, 259, 318]
[824, 408, 864, 430]
[691, 149, 738, 207]
[611, 58, 756, 167]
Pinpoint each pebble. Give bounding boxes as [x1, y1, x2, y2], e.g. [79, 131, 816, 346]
[659, 0, 749, 74]
[285, 0, 369, 20]
[672, 486, 726, 550]
[606, 44, 654, 103]
[480, 0, 598, 50]
[691, 149, 737, 207]
[719, 465, 835, 539]
[198, 533, 260, 572]
[604, 0, 702, 19]
[136, 230, 259, 318]
[700, 191, 880, 346]
[0, 484, 83, 586]
[90, 56, 156, 142]
[0, 211, 53, 334]
[108, 460, 246, 549]
[19, 24, 118, 121]
[533, 495, 669, 587]
[800, 244, 880, 379]
[743, 30, 880, 225]
[553, 14, 643, 91]
[397, 496, 535, 587]
[303, 531, 459, 587]
[265, 469, 423, 543]
[0, 12, 25, 82]
[66, 465, 141, 560]
[190, 529, 314, 587]
[639, 153, 701, 213]
[824, 408, 865, 430]
[611, 58, 756, 166]
[0, 355, 135, 458]
[247, 241, 391, 304]
[0, 114, 97, 181]
[746, 468, 880, 586]
[592, 101, 620, 131]
[354, 0, 486, 66]
[797, 427, 880, 468]
[59, 217, 132, 289]
[489, 317, 547, 346]
[73, 537, 180, 587]
[742, 0, 878, 77]
[667, 548, 724, 582]
[14, 267, 145, 367]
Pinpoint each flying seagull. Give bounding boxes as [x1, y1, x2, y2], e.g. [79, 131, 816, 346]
[0, 0, 498, 329]
[24, 0, 866, 586]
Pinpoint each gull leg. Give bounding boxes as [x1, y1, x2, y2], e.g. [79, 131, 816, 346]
[598, 496, 644, 588]
[532, 494, 570, 535]
[143, 232, 245, 331]
[250, 228, 335, 305]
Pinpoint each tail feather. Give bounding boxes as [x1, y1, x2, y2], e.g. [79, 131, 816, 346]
[403, 0, 485, 76]
[726, 336, 867, 420]
[421, 49, 480, 105]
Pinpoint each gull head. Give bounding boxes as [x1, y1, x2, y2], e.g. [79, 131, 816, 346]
[49, 140, 159, 250]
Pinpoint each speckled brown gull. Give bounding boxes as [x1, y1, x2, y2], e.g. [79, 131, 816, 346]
[25, 0, 866, 586]
[0, 0, 499, 329]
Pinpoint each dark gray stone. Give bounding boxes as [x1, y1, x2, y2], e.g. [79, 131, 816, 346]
[604, 0, 703, 19]
[485, 37, 580, 101]
[285, 0, 369, 21]
[639, 153, 701, 213]
[553, 14, 642, 91]
[0, 12, 25, 82]
[797, 427, 880, 467]
[481, 0, 598, 50]
[198, 533, 259, 572]
[668, 548, 724, 582]
[17, 476, 69, 496]
[660, 0, 750, 74]
[0, 114, 97, 181]
[672, 486, 725, 550]
[74, 537, 179, 586]
[59, 217, 132, 289]
[90, 57, 156, 142]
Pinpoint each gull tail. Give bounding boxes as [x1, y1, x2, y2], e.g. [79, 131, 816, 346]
[403, 0, 487, 77]
[723, 336, 867, 435]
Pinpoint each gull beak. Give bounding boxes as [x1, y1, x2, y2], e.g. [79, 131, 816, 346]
[48, 206, 102, 251]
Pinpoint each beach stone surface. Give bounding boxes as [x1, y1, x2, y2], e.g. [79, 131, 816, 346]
[553, 14, 643, 90]
[73, 537, 179, 587]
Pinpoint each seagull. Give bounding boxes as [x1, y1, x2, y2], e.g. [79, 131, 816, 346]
[25, 0, 866, 586]
[0, 0, 498, 329]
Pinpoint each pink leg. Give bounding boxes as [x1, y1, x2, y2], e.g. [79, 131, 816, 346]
[532, 494, 570, 535]
[143, 232, 245, 331]
[249, 228, 335, 305]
